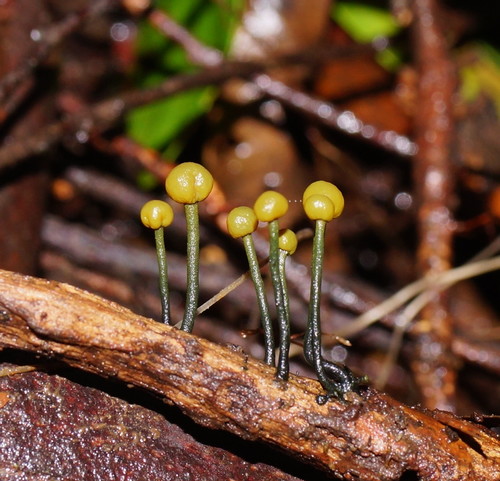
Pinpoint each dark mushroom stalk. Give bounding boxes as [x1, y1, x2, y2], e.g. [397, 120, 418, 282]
[254, 191, 290, 381]
[276, 228, 297, 379]
[140, 200, 174, 324]
[302, 181, 362, 403]
[165, 162, 214, 333]
[227, 206, 275, 366]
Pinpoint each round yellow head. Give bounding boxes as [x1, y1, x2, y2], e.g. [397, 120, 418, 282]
[253, 191, 288, 223]
[165, 162, 214, 204]
[303, 194, 335, 222]
[227, 206, 258, 238]
[303, 181, 344, 218]
[140, 200, 174, 230]
[278, 229, 298, 255]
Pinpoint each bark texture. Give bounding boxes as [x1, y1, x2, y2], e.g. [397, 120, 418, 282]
[0, 364, 301, 481]
[0, 270, 498, 481]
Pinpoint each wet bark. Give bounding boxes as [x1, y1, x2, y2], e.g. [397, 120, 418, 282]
[0, 364, 302, 481]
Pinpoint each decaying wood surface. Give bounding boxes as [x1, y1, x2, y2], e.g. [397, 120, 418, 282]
[0, 269, 499, 481]
[0, 364, 302, 481]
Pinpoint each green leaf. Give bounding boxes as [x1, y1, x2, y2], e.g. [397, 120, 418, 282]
[136, 170, 160, 191]
[375, 47, 401, 72]
[460, 66, 482, 104]
[127, 1, 244, 156]
[333, 2, 400, 43]
[126, 87, 217, 150]
[458, 43, 500, 116]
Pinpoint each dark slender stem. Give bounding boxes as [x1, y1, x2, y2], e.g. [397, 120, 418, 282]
[180, 203, 200, 332]
[278, 249, 291, 376]
[278, 250, 290, 320]
[242, 235, 275, 366]
[154, 228, 170, 324]
[305, 219, 324, 368]
[306, 220, 343, 401]
[268, 220, 289, 381]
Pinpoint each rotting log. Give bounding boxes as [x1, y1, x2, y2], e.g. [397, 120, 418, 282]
[0, 364, 302, 481]
[0, 269, 498, 481]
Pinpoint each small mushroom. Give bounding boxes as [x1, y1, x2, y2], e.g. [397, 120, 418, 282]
[302, 184, 348, 402]
[254, 191, 290, 380]
[165, 162, 214, 332]
[276, 228, 298, 380]
[227, 206, 275, 366]
[140, 200, 174, 324]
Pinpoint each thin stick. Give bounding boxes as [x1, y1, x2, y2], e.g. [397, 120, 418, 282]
[337, 254, 500, 338]
[196, 272, 249, 315]
[375, 254, 500, 388]
[375, 291, 434, 389]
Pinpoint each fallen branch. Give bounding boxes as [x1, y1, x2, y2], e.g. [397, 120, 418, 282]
[0, 270, 498, 481]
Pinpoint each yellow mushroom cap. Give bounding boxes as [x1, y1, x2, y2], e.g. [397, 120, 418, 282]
[165, 162, 214, 204]
[303, 194, 335, 222]
[303, 181, 344, 218]
[278, 229, 298, 255]
[140, 200, 174, 230]
[227, 206, 258, 238]
[253, 191, 288, 223]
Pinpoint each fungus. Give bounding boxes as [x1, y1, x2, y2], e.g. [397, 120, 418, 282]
[140, 199, 174, 324]
[303, 181, 344, 218]
[227, 206, 275, 366]
[302, 185, 353, 402]
[276, 228, 297, 378]
[165, 162, 213, 332]
[254, 191, 290, 380]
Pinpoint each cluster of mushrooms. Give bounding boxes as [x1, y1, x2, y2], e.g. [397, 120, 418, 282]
[141, 162, 366, 403]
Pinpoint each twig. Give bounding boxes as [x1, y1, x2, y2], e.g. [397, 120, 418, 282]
[375, 290, 435, 389]
[0, 0, 119, 123]
[99, 136, 173, 181]
[0, 60, 267, 171]
[0, 269, 498, 481]
[41, 215, 254, 309]
[254, 76, 417, 157]
[411, 0, 458, 410]
[335, 255, 500, 338]
[452, 337, 500, 376]
[148, 9, 223, 67]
